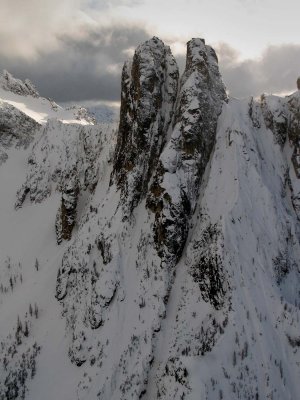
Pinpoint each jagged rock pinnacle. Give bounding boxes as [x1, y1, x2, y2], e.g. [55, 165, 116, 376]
[3, 34, 299, 400]
[147, 37, 227, 265]
[112, 36, 179, 217]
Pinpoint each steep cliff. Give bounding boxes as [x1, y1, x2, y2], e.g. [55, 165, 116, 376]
[53, 39, 300, 399]
[147, 38, 227, 268]
[0, 40, 299, 400]
[112, 37, 179, 216]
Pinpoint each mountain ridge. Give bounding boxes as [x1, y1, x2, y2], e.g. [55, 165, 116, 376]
[0, 37, 299, 400]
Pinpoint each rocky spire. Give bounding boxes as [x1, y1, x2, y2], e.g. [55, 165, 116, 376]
[147, 38, 227, 265]
[112, 37, 179, 217]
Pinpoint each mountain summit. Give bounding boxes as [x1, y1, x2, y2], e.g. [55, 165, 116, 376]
[0, 38, 299, 400]
[0, 70, 39, 98]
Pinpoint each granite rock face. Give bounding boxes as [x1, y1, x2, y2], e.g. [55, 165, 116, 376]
[112, 37, 179, 217]
[147, 38, 227, 267]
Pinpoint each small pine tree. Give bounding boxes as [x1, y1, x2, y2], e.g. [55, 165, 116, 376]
[29, 303, 33, 317]
[16, 316, 23, 345]
[34, 303, 39, 319]
[233, 350, 237, 366]
[17, 316, 22, 332]
[24, 321, 29, 337]
[35, 258, 39, 271]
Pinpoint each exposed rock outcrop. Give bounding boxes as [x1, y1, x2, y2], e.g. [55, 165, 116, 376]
[190, 222, 227, 309]
[54, 37, 230, 400]
[0, 70, 39, 98]
[55, 173, 79, 243]
[0, 100, 40, 149]
[15, 120, 102, 206]
[112, 37, 179, 217]
[15, 120, 115, 243]
[65, 105, 96, 124]
[287, 91, 300, 145]
[51, 38, 300, 400]
[260, 94, 288, 146]
[147, 38, 227, 266]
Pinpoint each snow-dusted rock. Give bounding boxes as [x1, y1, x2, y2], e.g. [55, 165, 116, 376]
[0, 71, 97, 126]
[15, 119, 116, 242]
[0, 70, 39, 98]
[65, 105, 96, 124]
[0, 100, 40, 149]
[147, 38, 227, 266]
[112, 36, 179, 216]
[287, 90, 300, 145]
[0, 37, 300, 400]
[53, 39, 300, 400]
[260, 94, 288, 146]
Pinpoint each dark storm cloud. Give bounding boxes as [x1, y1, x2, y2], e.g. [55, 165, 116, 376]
[153, 42, 300, 98]
[0, 25, 150, 102]
[216, 42, 300, 97]
[1, 21, 299, 103]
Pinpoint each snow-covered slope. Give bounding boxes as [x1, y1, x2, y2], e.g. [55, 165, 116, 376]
[0, 70, 95, 126]
[0, 39, 300, 400]
[0, 72, 117, 399]
[0, 70, 39, 98]
[148, 96, 300, 400]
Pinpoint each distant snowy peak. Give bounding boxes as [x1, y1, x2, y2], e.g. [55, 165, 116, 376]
[0, 79, 94, 126]
[86, 104, 119, 123]
[0, 70, 39, 98]
[0, 70, 117, 126]
[65, 105, 96, 124]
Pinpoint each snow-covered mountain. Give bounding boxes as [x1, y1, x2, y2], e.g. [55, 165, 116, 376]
[87, 104, 119, 124]
[0, 38, 299, 400]
[0, 69, 96, 126]
[0, 70, 40, 98]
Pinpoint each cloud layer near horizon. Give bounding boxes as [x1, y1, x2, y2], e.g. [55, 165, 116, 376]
[0, 24, 150, 103]
[216, 42, 300, 97]
[1, 0, 300, 103]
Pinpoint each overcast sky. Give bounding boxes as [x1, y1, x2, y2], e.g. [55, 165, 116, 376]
[1, 0, 300, 105]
